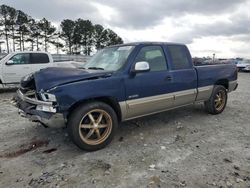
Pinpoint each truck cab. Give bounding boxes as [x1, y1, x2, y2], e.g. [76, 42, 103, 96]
[0, 52, 53, 84]
[123, 44, 197, 118]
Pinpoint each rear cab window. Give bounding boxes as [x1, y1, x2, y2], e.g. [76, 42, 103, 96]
[167, 45, 192, 70]
[30, 53, 49, 64]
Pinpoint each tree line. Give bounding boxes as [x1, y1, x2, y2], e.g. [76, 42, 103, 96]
[0, 4, 123, 55]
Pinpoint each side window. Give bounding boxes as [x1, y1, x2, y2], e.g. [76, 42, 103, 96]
[168, 45, 190, 70]
[9, 53, 30, 65]
[31, 53, 49, 64]
[135, 46, 167, 72]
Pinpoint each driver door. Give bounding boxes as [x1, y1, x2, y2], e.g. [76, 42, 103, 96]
[3, 53, 33, 83]
[124, 45, 175, 119]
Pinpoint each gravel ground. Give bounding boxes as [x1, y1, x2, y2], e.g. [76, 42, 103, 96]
[0, 73, 249, 188]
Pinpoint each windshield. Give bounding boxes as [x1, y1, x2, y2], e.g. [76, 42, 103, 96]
[84, 46, 134, 71]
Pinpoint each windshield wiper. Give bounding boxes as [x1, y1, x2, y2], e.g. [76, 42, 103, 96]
[87, 67, 104, 70]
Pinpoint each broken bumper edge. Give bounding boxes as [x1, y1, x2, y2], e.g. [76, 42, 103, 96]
[12, 90, 66, 128]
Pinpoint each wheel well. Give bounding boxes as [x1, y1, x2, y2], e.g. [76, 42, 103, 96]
[215, 79, 229, 89]
[67, 97, 122, 122]
[0, 79, 2, 84]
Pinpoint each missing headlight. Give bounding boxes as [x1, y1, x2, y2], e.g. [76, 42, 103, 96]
[40, 92, 57, 102]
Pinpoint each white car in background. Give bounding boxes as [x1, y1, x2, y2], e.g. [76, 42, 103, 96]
[237, 59, 250, 72]
[0, 51, 83, 88]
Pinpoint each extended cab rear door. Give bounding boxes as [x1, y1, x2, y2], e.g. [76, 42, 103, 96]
[165, 45, 197, 106]
[30, 53, 51, 71]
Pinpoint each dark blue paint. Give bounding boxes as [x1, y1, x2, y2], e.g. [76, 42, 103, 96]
[195, 64, 237, 87]
[32, 42, 237, 114]
[34, 67, 113, 91]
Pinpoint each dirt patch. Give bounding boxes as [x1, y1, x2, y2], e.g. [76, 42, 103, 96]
[0, 73, 249, 188]
[0, 139, 49, 158]
[0, 88, 17, 93]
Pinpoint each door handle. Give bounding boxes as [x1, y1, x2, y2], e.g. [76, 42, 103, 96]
[165, 76, 172, 81]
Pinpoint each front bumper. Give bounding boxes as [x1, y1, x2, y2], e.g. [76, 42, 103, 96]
[12, 89, 65, 128]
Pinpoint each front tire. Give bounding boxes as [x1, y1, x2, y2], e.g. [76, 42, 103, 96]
[67, 101, 118, 151]
[204, 85, 228, 115]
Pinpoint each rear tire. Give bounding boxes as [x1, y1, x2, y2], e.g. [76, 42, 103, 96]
[204, 85, 227, 115]
[67, 101, 118, 151]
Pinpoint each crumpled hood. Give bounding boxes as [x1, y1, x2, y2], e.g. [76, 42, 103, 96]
[34, 67, 112, 91]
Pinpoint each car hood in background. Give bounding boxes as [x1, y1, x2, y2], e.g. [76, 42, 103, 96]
[237, 63, 250, 67]
[34, 67, 112, 91]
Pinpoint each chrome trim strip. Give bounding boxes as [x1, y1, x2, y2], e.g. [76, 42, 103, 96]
[119, 86, 217, 121]
[123, 103, 195, 121]
[127, 88, 197, 108]
[17, 89, 53, 106]
[127, 92, 174, 108]
[119, 88, 200, 121]
[174, 89, 197, 97]
[125, 92, 174, 119]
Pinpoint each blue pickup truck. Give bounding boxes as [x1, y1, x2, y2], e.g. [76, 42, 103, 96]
[14, 42, 238, 151]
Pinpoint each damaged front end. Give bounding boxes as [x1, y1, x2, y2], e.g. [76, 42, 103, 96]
[12, 74, 64, 127]
[12, 67, 113, 127]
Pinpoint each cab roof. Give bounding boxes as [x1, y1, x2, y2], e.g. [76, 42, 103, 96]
[110, 41, 185, 47]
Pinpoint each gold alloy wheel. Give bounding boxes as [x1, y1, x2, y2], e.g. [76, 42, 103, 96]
[214, 90, 226, 111]
[78, 109, 112, 145]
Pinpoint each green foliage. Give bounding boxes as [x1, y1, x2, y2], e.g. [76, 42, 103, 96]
[61, 19, 124, 55]
[94, 24, 107, 50]
[0, 4, 12, 53]
[60, 19, 75, 54]
[38, 18, 56, 51]
[74, 19, 94, 55]
[16, 10, 29, 51]
[27, 18, 41, 51]
[0, 4, 124, 54]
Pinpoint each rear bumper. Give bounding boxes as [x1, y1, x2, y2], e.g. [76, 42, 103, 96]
[12, 89, 65, 128]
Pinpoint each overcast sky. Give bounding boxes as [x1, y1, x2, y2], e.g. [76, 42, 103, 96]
[2, 0, 250, 58]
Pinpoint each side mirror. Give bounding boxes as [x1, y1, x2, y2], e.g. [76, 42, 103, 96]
[6, 60, 14, 65]
[131, 61, 150, 74]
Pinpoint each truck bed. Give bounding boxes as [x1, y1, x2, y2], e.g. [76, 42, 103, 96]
[195, 63, 237, 88]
